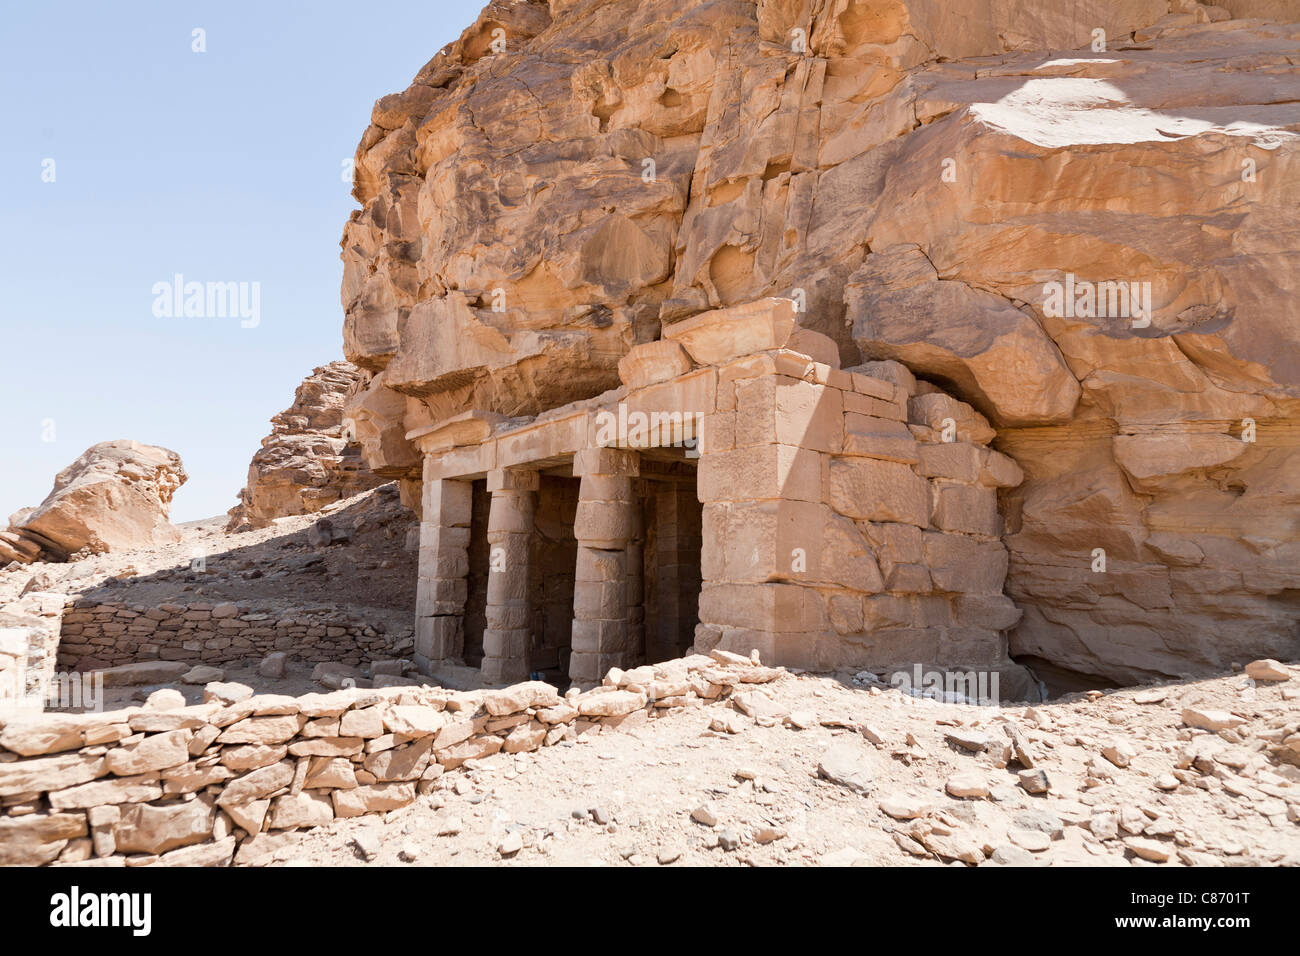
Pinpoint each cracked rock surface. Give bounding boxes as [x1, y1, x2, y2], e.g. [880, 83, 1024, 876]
[340, 0, 1300, 684]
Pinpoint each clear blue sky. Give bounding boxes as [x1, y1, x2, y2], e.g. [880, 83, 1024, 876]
[0, 0, 484, 523]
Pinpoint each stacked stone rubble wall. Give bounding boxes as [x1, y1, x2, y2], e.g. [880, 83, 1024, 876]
[56, 601, 414, 672]
[0, 650, 780, 866]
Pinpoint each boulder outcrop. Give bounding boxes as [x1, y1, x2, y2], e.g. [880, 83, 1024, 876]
[227, 362, 386, 531]
[340, 0, 1300, 684]
[1, 441, 186, 563]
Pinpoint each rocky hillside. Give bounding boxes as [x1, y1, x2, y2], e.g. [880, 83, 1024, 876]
[0, 440, 186, 564]
[227, 361, 387, 531]
[339, 0, 1300, 684]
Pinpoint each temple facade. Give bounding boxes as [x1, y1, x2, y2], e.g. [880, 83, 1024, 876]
[410, 298, 1034, 696]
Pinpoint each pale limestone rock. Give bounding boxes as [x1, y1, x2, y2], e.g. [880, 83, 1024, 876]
[339, 706, 385, 739]
[481, 680, 563, 717]
[48, 773, 163, 810]
[220, 744, 288, 772]
[144, 688, 186, 711]
[663, 299, 797, 365]
[182, 665, 225, 685]
[216, 716, 303, 746]
[1126, 837, 1173, 863]
[1101, 740, 1137, 769]
[946, 772, 990, 799]
[576, 690, 646, 717]
[691, 802, 719, 827]
[104, 730, 191, 776]
[1182, 707, 1247, 732]
[1245, 659, 1292, 682]
[304, 757, 357, 790]
[1007, 828, 1051, 853]
[258, 652, 288, 679]
[203, 682, 254, 706]
[498, 832, 523, 857]
[363, 737, 433, 782]
[331, 782, 416, 817]
[113, 799, 214, 855]
[1018, 769, 1051, 794]
[818, 745, 874, 794]
[91, 660, 188, 687]
[216, 760, 295, 806]
[383, 704, 448, 737]
[9, 440, 185, 559]
[224, 800, 270, 835]
[151, 836, 236, 867]
[269, 791, 335, 830]
[878, 792, 929, 820]
[618, 340, 693, 390]
[0, 812, 87, 865]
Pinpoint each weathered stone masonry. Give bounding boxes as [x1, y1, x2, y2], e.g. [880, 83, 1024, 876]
[0, 650, 781, 866]
[410, 298, 1035, 696]
[56, 601, 414, 672]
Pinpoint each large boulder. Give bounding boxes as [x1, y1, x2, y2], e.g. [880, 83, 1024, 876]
[7, 441, 186, 561]
[340, 0, 1300, 683]
[227, 361, 386, 531]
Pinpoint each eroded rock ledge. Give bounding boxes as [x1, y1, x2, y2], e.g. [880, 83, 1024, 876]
[227, 362, 387, 532]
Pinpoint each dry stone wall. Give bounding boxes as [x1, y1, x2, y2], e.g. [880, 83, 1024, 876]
[56, 601, 414, 672]
[0, 592, 66, 711]
[0, 649, 780, 866]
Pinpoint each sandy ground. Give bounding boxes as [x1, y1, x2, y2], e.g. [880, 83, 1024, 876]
[254, 667, 1299, 868]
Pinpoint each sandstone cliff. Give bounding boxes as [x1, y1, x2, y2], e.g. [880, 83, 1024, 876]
[0, 440, 187, 563]
[340, 0, 1300, 684]
[227, 361, 387, 531]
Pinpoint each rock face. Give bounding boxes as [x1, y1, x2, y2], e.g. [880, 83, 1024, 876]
[341, 0, 1300, 684]
[2, 441, 186, 563]
[227, 362, 386, 531]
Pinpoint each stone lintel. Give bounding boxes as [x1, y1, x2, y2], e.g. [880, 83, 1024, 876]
[424, 442, 497, 481]
[573, 447, 640, 478]
[407, 409, 505, 454]
[487, 467, 541, 493]
[496, 412, 589, 468]
[663, 297, 797, 366]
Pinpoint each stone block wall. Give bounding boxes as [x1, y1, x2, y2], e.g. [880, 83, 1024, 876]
[694, 348, 1027, 682]
[0, 591, 67, 713]
[56, 601, 414, 672]
[0, 649, 781, 866]
[407, 298, 1035, 691]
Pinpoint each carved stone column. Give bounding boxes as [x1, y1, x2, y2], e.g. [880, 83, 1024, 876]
[414, 472, 473, 672]
[569, 448, 639, 684]
[481, 468, 539, 685]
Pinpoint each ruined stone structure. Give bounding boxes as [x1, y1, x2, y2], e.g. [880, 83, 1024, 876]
[56, 600, 414, 673]
[411, 298, 1035, 696]
[0, 592, 66, 713]
[341, 0, 1300, 687]
[0, 650, 782, 865]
